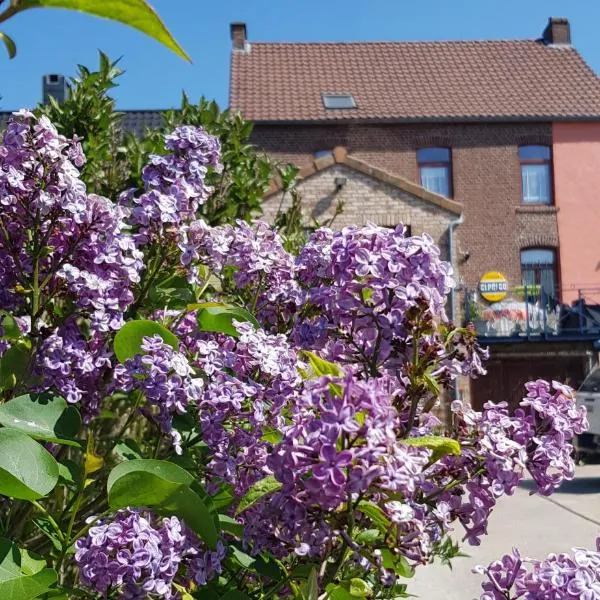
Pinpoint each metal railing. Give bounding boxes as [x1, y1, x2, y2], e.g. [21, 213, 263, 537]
[464, 285, 600, 341]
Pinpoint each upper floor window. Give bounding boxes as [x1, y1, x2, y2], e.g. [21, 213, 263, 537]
[519, 145, 552, 205]
[417, 147, 452, 197]
[520, 247, 557, 300]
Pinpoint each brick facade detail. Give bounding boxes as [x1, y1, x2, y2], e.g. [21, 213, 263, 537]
[254, 122, 559, 289]
[263, 162, 458, 260]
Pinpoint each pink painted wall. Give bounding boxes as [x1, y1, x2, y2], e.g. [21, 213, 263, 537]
[553, 122, 600, 303]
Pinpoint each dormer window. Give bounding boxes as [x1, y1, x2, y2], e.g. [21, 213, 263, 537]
[322, 94, 357, 109]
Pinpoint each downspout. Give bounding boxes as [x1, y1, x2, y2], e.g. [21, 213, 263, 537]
[448, 214, 464, 405]
[448, 214, 464, 324]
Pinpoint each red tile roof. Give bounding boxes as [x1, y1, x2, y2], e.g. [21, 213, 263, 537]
[229, 39, 600, 123]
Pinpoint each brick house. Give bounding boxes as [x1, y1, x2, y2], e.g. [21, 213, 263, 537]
[229, 18, 600, 407]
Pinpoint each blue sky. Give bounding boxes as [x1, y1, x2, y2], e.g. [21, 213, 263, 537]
[1, 0, 600, 110]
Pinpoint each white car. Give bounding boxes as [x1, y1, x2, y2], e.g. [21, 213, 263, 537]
[575, 367, 600, 461]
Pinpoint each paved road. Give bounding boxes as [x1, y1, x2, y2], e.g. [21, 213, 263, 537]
[408, 464, 600, 599]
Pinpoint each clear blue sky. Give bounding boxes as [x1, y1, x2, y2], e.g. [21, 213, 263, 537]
[1, 0, 600, 110]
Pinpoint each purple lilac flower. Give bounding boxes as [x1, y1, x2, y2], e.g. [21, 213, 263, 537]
[36, 320, 113, 421]
[114, 335, 203, 453]
[75, 509, 225, 599]
[521, 379, 588, 494]
[242, 375, 430, 561]
[294, 223, 486, 386]
[432, 380, 587, 547]
[122, 126, 221, 251]
[0, 112, 142, 329]
[179, 219, 299, 322]
[173, 316, 300, 495]
[475, 538, 600, 599]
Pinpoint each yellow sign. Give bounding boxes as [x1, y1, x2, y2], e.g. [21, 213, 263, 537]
[479, 271, 508, 302]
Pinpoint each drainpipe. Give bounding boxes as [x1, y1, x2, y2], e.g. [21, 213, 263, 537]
[448, 214, 464, 407]
[448, 214, 464, 324]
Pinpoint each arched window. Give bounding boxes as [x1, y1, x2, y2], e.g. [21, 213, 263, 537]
[417, 147, 452, 197]
[520, 248, 557, 299]
[519, 145, 552, 205]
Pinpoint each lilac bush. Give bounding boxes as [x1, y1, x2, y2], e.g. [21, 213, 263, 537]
[0, 110, 593, 600]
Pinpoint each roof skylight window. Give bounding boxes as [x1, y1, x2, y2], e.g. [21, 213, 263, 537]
[322, 94, 357, 109]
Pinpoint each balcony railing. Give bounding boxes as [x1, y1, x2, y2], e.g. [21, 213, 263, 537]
[464, 285, 600, 341]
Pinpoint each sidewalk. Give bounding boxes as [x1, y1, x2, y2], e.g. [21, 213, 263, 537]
[408, 464, 600, 599]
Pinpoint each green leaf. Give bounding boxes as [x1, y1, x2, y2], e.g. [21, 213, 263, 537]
[235, 475, 282, 515]
[0, 393, 81, 446]
[354, 529, 380, 544]
[349, 579, 373, 597]
[305, 568, 319, 600]
[229, 547, 255, 570]
[57, 460, 83, 488]
[356, 501, 391, 532]
[211, 483, 235, 510]
[0, 32, 16, 59]
[0, 429, 59, 500]
[112, 439, 144, 462]
[196, 304, 259, 338]
[31, 517, 63, 552]
[1, 315, 22, 340]
[260, 427, 283, 444]
[173, 583, 195, 600]
[325, 584, 355, 600]
[380, 550, 414, 579]
[299, 351, 342, 378]
[149, 274, 195, 310]
[17, 0, 190, 61]
[252, 554, 286, 581]
[0, 345, 29, 392]
[0, 538, 57, 599]
[107, 459, 218, 548]
[400, 435, 461, 463]
[423, 370, 440, 395]
[113, 320, 179, 363]
[218, 514, 243, 538]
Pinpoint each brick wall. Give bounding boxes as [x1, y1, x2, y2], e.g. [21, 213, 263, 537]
[263, 163, 456, 259]
[253, 122, 560, 289]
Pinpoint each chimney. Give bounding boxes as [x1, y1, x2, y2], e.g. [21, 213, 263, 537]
[42, 74, 67, 104]
[542, 17, 571, 45]
[230, 22, 247, 51]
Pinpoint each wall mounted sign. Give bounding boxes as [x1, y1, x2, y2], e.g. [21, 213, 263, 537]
[479, 271, 508, 302]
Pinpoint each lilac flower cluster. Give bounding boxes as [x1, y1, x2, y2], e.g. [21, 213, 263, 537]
[123, 125, 221, 246]
[0, 112, 142, 416]
[521, 379, 588, 494]
[429, 380, 588, 547]
[243, 375, 431, 561]
[114, 335, 203, 453]
[37, 320, 113, 420]
[75, 509, 225, 599]
[179, 218, 298, 320]
[175, 316, 300, 494]
[475, 538, 600, 599]
[0, 112, 141, 326]
[294, 224, 487, 383]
